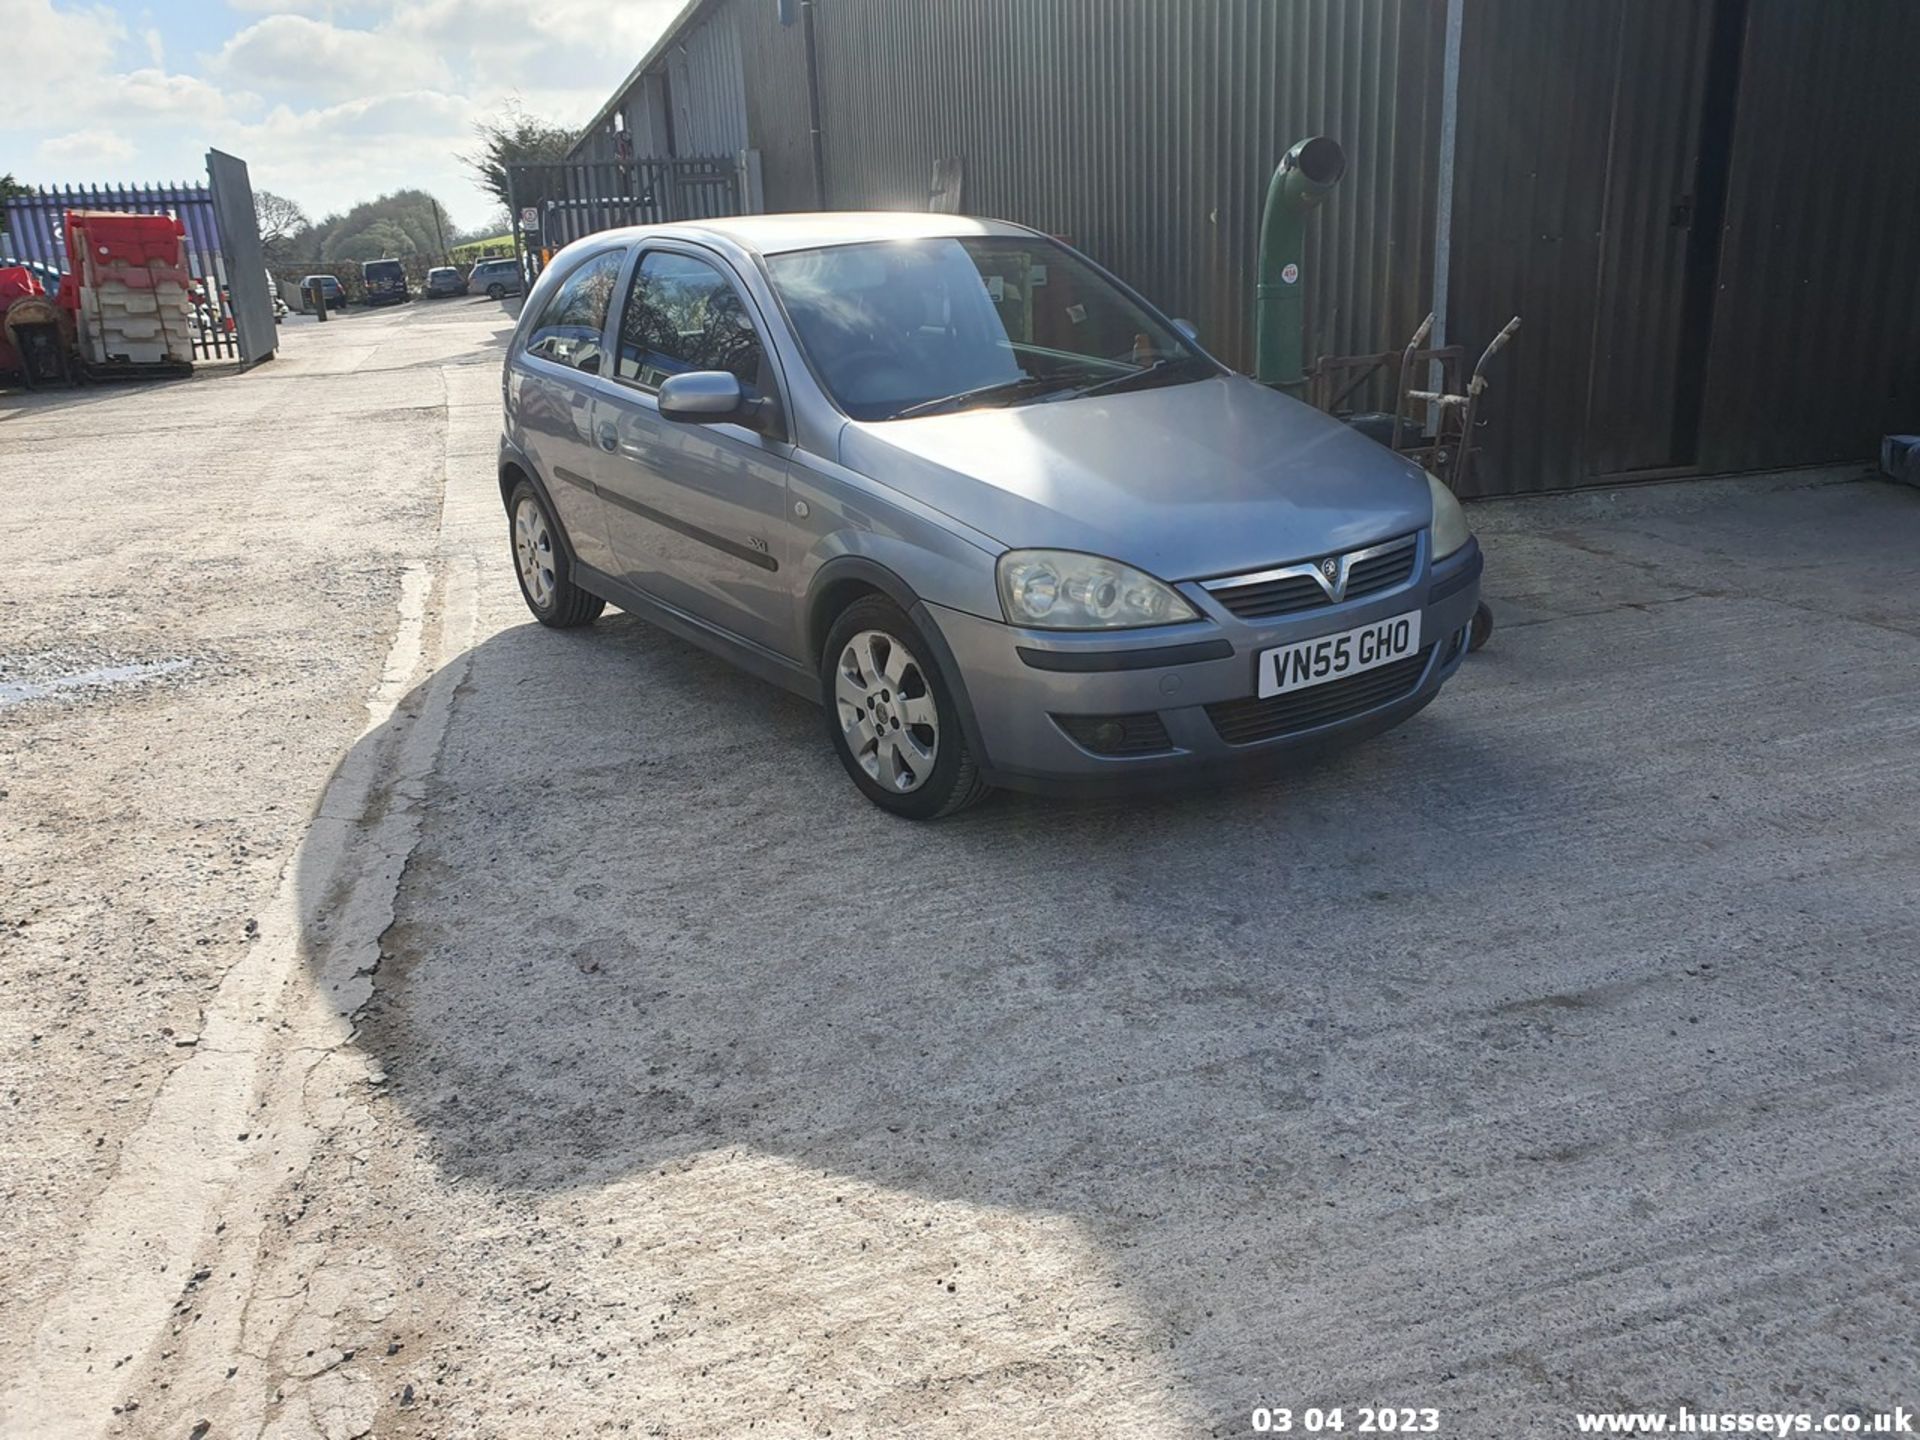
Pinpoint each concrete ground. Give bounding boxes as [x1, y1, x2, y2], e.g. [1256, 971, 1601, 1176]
[1, 298, 1915, 1440]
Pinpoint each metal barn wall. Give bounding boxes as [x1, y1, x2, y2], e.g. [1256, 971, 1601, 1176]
[727, 0, 817, 215]
[699, 0, 1916, 496]
[1697, 0, 1920, 474]
[738, 0, 1448, 386]
[629, 75, 673, 157]
[573, 10, 747, 165]
[668, 9, 752, 157]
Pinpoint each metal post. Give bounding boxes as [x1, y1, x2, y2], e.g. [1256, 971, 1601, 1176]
[507, 166, 527, 301]
[801, 0, 827, 209]
[1427, 0, 1464, 426]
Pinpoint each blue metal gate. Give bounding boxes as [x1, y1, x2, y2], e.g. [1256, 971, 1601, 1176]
[3, 180, 241, 362]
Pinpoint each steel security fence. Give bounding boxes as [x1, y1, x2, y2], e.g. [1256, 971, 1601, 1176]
[3, 181, 243, 362]
[503, 155, 750, 282]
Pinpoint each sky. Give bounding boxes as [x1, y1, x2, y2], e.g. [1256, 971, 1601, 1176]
[1, 0, 688, 232]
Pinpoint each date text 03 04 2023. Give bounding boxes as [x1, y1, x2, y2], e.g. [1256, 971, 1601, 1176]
[1251, 1406, 1442, 1434]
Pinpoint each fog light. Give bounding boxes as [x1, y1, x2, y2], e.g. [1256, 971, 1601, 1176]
[1092, 721, 1126, 750]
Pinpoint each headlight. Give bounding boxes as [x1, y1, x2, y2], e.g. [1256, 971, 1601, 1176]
[1427, 472, 1472, 559]
[996, 549, 1198, 630]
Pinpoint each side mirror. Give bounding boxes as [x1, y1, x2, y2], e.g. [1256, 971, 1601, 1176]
[1172, 318, 1199, 342]
[657, 370, 778, 434]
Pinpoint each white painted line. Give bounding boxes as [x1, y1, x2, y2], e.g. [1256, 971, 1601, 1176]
[0, 554, 466, 1440]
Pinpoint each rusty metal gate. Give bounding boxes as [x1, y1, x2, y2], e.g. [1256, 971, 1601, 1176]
[2, 153, 275, 366]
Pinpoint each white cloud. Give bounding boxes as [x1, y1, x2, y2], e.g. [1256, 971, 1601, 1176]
[0, 0, 127, 126]
[210, 90, 482, 220]
[0, 0, 685, 228]
[115, 68, 239, 126]
[212, 14, 453, 100]
[36, 128, 137, 168]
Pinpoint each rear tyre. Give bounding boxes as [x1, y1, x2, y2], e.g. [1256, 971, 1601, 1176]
[487, 283, 506, 300]
[507, 479, 604, 628]
[821, 597, 990, 820]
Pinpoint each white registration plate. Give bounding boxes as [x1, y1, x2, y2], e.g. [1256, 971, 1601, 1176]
[1257, 610, 1422, 698]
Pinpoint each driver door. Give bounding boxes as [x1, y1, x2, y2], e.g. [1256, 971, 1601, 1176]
[593, 246, 797, 657]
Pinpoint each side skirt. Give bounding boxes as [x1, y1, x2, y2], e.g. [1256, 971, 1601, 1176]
[572, 561, 822, 704]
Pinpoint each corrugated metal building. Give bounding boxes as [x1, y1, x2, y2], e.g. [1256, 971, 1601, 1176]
[569, 0, 1920, 497]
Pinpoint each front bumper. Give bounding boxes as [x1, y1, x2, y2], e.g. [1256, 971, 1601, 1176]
[924, 534, 1482, 795]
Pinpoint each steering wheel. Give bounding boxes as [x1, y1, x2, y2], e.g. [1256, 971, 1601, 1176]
[828, 345, 908, 395]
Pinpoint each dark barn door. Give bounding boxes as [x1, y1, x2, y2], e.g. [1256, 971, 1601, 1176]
[1451, 0, 1748, 494]
[1583, 1, 1725, 476]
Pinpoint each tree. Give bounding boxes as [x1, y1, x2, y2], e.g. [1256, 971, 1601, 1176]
[255, 190, 309, 246]
[326, 219, 421, 264]
[255, 190, 311, 264]
[0, 173, 27, 200]
[460, 100, 576, 213]
[293, 191, 454, 265]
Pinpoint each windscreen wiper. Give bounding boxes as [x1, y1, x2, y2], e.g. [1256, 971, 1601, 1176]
[889, 373, 1076, 420]
[1069, 354, 1214, 400]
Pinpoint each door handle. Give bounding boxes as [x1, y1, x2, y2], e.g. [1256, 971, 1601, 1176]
[596, 422, 617, 451]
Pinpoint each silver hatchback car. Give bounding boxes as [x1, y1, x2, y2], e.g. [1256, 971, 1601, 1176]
[499, 213, 1481, 818]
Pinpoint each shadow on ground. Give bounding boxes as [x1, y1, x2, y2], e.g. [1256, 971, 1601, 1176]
[296, 480, 1920, 1430]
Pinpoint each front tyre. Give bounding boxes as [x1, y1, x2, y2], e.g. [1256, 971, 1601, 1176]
[821, 597, 990, 820]
[508, 479, 604, 628]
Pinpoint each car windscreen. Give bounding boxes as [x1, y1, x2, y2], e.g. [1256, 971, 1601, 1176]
[765, 236, 1211, 421]
[364, 261, 404, 282]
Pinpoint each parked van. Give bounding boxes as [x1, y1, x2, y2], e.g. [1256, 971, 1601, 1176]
[361, 258, 409, 306]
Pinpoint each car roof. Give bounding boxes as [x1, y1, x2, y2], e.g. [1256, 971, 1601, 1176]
[605, 211, 1040, 257]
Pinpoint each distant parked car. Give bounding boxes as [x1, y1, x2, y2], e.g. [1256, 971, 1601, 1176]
[361, 257, 410, 306]
[469, 257, 523, 300]
[299, 274, 348, 311]
[424, 266, 468, 298]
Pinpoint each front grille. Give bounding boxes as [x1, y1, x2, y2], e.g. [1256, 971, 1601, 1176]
[1204, 647, 1432, 746]
[1344, 542, 1419, 597]
[1052, 711, 1175, 756]
[1206, 535, 1418, 620]
[1210, 571, 1325, 619]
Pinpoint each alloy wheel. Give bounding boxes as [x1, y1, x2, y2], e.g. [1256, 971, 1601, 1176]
[513, 497, 557, 609]
[834, 630, 940, 793]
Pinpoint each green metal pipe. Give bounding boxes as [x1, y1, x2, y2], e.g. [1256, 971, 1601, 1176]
[1254, 135, 1347, 395]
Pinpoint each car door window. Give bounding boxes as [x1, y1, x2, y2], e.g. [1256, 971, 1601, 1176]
[615, 251, 768, 395]
[526, 249, 624, 375]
